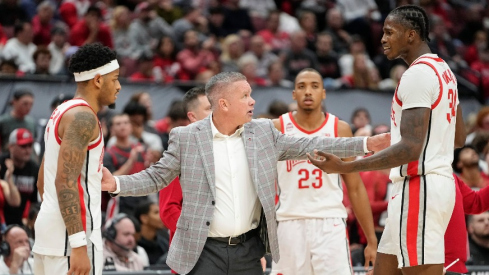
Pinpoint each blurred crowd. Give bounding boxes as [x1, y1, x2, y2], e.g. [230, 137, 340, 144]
[0, 0, 489, 102]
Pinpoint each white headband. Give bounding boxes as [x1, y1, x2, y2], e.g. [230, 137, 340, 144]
[73, 60, 119, 82]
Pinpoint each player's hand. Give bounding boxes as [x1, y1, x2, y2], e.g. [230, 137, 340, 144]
[363, 242, 377, 270]
[307, 150, 346, 174]
[101, 167, 117, 193]
[366, 133, 390, 153]
[68, 246, 91, 275]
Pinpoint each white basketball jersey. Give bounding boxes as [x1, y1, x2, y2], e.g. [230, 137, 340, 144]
[276, 112, 347, 221]
[33, 98, 104, 256]
[389, 54, 458, 182]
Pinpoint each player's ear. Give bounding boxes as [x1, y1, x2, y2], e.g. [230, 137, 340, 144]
[292, 90, 297, 100]
[93, 74, 103, 89]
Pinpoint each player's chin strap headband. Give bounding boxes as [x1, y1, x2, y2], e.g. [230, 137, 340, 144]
[73, 59, 119, 82]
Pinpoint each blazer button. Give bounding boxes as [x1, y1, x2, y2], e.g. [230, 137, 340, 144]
[212, 201, 215, 205]
[206, 221, 210, 226]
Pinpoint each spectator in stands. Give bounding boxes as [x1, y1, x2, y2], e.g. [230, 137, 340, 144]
[58, 0, 90, 29]
[282, 30, 319, 81]
[32, 1, 55, 46]
[0, 129, 38, 226]
[223, 0, 254, 34]
[467, 211, 489, 265]
[378, 64, 407, 91]
[220, 34, 244, 73]
[207, 6, 227, 40]
[172, 6, 206, 46]
[110, 6, 133, 60]
[2, 22, 36, 73]
[177, 29, 216, 80]
[0, 91, 36, 153]
[453, 145, 489, 189]
[122, 101, 163, 165]
[0, 159, 21, 230]
[315, 32, 341, 81]
[47, 25, 70, 75]
[338, 35, 375, 77]
[466, 107, 489, 145]
[298, 10, 317, 52]
[128, 1, 174, 60]
[465, 30, 487, 67]
[129, 54, 158, 83]
[266, 61, 293, 88]
[257, 10, 289, 53]
[242, 35, 277, 78]
[69, 6, 114, 48]
[155, 101, 189, 150]
[135, 201, 169, 265]
[0, 225, 34, 274]
[0, 0, 28, 28]
[343, 53, 379, 90]
[468, 45, 489, 102]
[238, 54, 266, 87]
[0, 25, 8, 49]
[153, 36, 182, 82]
[103, 214, 146, 271]
[104, 113, 149, 217]
[350, 107, 371, 135]
[31, 47, 52, 75]
[25, 203, 39, 240]
[0, 59, 21, 76]
[267, 100, 288, 118]
[324, 8, 351, 55]
[128, 92, 157, 134]
[156, 0, 182, 25]
[428, 15, 465, 71]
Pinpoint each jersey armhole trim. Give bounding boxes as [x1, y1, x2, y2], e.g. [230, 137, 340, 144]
[279, 114, 285, 134]
[334, 116, 339, 137]
[54, 103, 91, 146]
[412, 61, 443, 110]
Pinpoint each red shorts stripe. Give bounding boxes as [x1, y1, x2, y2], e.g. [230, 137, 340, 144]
[77, 175, 87, 232]
[407, 160, 419, 176]
[406, 176, 421, 266]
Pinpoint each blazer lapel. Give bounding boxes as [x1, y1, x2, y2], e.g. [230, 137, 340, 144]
[243, 123, 259, 191]
[195, 117, 216, 198]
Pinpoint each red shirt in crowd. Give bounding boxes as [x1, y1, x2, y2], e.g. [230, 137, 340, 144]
[444, 174, 489, 273]
[31, 15, 52, 46]
[69, 19, 113, 48]
[129, 72, 154, 82]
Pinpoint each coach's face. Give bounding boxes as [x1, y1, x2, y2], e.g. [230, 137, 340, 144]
[222, 80, 255, 126]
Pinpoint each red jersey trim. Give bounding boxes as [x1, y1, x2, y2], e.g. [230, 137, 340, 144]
[413, 61, 444, 109]
[334, 116, 339, 137]
[288, 112, 329, 135]
[394, 82, 402, 106]
[279, 115, 285, 134]
[87, 122, 103, 150]
[77, 175, 87, 232]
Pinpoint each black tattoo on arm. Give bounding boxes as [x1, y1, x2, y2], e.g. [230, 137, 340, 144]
[56, 111, 97, 235]
[348, 108, 430, 172]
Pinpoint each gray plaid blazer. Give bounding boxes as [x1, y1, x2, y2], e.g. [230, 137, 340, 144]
[116, 116, 366, 274]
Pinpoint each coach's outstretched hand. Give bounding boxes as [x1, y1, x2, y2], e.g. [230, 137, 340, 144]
[366, 133, 390, 153]
[101, 167, 117, 193]
[307, 150, 346, 174]
[68, 246, 91, 275]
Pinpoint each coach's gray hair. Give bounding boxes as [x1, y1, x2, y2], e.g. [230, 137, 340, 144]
[205, 72, 246, 108]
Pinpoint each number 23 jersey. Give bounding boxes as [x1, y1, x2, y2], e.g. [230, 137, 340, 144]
[389, 54, 458, 182]
[276, 112, 346, 221]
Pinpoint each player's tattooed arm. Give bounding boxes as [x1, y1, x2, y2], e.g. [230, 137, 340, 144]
[55, 110, 97, 235]
[349, 107, 431, 171]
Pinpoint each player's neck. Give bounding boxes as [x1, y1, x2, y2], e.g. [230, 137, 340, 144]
[74, 90, 100, 114]
[405, 44, 432, 66]
[293, 109, 325, 131]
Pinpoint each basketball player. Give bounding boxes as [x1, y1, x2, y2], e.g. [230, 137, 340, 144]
[308, 5, 466, 275]
[33, 43, 121, 275]
[271, 68, 377, 275]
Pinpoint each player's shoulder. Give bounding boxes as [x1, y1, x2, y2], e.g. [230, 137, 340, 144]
[335, 118, 353, 137]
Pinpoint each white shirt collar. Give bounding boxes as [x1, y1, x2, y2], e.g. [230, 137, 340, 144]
[210, 114, 244, 138]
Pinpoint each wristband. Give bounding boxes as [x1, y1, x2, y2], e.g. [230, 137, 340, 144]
[69, 231, 87, 248]
[363, 137, 370, 153]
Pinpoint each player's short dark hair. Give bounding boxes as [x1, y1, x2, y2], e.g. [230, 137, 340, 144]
[452, 145, 477, 174]
[183, 86, 206, 114]
[68, 43, 117, 75]
[134, 200, 153, 225]
[388, 5, 431, 42]
[295, 68, 323, 86]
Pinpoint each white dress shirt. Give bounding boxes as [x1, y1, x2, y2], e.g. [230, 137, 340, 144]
[0, 255, 34, 274]
[207, 118, 262, 237]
